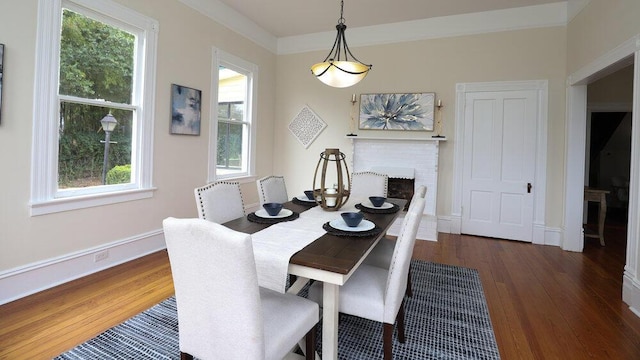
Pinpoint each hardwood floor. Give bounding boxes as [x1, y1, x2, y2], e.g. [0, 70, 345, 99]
[2, 225, 640, 359]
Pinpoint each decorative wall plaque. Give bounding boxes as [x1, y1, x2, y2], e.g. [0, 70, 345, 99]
[288, 105, 327, 148]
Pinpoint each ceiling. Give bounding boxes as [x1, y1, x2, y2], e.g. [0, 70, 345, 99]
[215, 0, 563, 38]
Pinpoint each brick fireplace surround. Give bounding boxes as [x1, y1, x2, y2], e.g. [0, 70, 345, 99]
[350, 137, 445, 241]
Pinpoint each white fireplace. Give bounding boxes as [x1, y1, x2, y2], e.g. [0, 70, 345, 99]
[350, 136, 445, 241]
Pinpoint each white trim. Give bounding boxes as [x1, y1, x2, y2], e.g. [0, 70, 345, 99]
[209, 48, 258, 183]
[30, 188, 156, 216]
[30, 0, 158, 216]
[568, 35, 638, 86]
[564, 85, 587, 252]
[177, 0, 566, 55]
[543, 226, 563, 246]
[177, 0, 277, 53]
[567, 0, 592, 22]
[347, 135, 446, 142]
[623, 274, 640, 317]
[279, 3, 567, 55]
[0, 230, 166, 305]
[437, 214, 561, 246]
[625, 53, 640, 281]
[453, 80, 548, 242]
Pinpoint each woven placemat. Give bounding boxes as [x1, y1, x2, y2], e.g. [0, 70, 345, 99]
[322, 222, 382, 237]
[247, 211, 299, 224]
[355, 202, 401, 214]
[292, 197, 318, 207]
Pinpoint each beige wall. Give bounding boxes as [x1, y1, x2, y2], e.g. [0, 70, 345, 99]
[275, 27, 568, 228]
[0, 0, 276, 271]
[568, 0, 640, 74]
[588, 64, 634, 103]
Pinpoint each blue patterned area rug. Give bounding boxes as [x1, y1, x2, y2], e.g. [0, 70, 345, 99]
[55, 261, 500, 359]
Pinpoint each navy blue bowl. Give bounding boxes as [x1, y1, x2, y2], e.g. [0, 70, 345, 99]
[341, 212, 364, 227]
[369, 196, 386, 207]
[263, 203, 283, 216]
[304, 190, 315, 200]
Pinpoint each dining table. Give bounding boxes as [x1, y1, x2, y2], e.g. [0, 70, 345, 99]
[222, 196, 407, 360]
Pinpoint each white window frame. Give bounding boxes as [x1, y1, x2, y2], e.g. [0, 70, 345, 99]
[209, 48, 257, 182]
[30, 0, 158, 216]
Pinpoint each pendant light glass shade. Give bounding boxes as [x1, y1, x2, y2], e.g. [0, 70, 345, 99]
[311, 60, 370, 88]
[311, 1, 371, 88]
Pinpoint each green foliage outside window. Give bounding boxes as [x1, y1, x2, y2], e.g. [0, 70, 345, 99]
[106, 164, 131, 185]
[57, 9, 134, 188]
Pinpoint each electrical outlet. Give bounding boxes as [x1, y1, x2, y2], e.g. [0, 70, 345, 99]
[94, 250, 109, 262]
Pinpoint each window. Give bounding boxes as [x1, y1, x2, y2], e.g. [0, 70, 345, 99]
[31, 0, 158, 215]
[210, 49, 257, 181]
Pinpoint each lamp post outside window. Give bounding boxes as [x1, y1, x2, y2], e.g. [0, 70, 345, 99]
[100, 112, 118, 184]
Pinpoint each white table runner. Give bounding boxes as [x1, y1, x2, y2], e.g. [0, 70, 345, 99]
[251, 203, 359, 293]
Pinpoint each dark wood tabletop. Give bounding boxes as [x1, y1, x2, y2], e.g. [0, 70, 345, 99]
[223, 198, 407, 275]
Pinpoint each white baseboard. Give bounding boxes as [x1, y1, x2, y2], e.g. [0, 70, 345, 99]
[0, 229, 166, 305]
[623, 272, 640, 318]
[436, 214, 563, 246]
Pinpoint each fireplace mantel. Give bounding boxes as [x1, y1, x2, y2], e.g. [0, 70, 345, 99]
[347, 135, 447, 142]
[349, 136, 442, 241]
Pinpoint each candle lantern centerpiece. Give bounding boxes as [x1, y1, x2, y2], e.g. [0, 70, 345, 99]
[313, 148, 351, 210]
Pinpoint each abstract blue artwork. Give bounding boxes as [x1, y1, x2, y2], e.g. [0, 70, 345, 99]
[359, 92, 435, 131]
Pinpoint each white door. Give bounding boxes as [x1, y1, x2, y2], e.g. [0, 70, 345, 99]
[461, 90, 538, 241]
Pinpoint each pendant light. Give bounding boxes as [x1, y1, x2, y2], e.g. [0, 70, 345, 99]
[311, 0, 372, 88]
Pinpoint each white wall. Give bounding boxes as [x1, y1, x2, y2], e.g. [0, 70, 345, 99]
[274, 27, 568, 232]
[0, 0, 277, 303]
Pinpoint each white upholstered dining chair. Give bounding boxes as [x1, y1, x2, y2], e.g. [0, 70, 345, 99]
[194, 181, 245, 223]
[163, 217, 318, 360]
[350, 171, 388, 202]
[257, 175, 289, 205]
[307, 197, 426, 360]
[364, 185, 427, 297]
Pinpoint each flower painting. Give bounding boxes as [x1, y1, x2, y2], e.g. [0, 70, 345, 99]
[359, 93, 435, 131]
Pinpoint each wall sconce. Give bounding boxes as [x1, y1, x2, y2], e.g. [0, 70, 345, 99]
[432, 99, 445, 138]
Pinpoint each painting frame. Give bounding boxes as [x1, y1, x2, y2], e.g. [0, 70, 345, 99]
[170, 84, 202, 136]
[359, 92, 435, 131]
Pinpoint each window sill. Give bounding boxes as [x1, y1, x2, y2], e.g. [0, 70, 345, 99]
[30, 187, 157, 216]
[213, 174, 256, 185]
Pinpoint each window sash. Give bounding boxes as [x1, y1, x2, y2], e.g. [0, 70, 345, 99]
[30, 0, 158, 216]
[209, 48, 257, 182]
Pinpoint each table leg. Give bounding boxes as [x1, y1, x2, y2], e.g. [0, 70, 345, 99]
[322, 282, 339, 360]
[598, 194, 607, 246]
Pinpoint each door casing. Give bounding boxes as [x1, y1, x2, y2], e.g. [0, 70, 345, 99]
[452, 80, 548, 244]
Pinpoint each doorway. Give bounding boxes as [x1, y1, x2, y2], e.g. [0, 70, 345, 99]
[585, 110, 631, 246]
[565, 40, 640, 312]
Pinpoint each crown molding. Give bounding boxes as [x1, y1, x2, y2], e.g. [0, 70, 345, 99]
[178, 0, 567, 55]
[177, 0, 278, 53]
[279, 2, 567, 54]
[567, 0, 592, 22]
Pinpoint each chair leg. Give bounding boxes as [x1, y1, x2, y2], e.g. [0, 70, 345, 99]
[397, 300, 406, 343]
[305, 325, 316, 360]
[180, 352, 194, 360]
[406, 266, 413, 297]
[383, 323, 393, 360]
